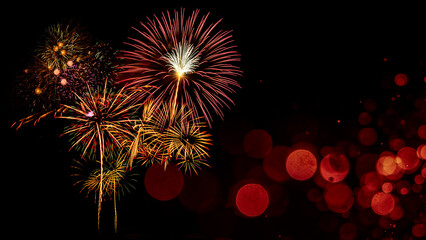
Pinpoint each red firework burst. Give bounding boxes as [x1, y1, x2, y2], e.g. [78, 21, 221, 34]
[118, 8, 242, 127]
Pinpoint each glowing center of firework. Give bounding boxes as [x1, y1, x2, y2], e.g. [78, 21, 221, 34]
[164, 42, 199, 78]
[86, 111, 94, 117]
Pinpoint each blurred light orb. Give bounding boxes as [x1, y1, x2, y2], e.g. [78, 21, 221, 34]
[418, 125, 426, 139]
[263, 145, 291, 182]
[382, 182, 393, 193]
[394, 73, 408, 86]
[371, 192, 395, 215]
[396, 147, 419, 171]
[363, 99, 377, 112]
[286, 149, 317, 181]
[144, 163, 184, 201]
[358, 127, 378, 146]
[389, 137, 405, 151]
[414, 174, 424, 185]
[388, 204, 404, 221]
[358, 112, 372, 125]
[376, 155, 400, 177]
[323, 183, 354, 213]
[319, 152, 350, 183]
[417, 144, 426, 159]
[235, 183, 269, 217]
[243, 129, 272, 158]
[396, 180, 411, 195]
[412, 223, 426, 238]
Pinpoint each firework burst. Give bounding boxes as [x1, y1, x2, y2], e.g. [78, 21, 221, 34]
[13, 35, 118, 129]
[129, 100, 212, 174]
[72, 151, 138, 233]
[165, 117, 212, 175]
[72, 152, 138, 200]
[36, 23, 88, 73]
[59, 83, 138, 157]
[119, 8, 242, 127]
[59, 82, 139, 231]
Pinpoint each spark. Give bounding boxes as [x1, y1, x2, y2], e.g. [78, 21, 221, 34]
[164, 41, 200, 78]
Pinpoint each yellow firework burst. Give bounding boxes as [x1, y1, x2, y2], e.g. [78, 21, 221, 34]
[164, 116, 212, 175]
[36, 23, 88, 73]
[128, 100, 212, 174]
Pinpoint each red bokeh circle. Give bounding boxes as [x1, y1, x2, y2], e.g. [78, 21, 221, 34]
[396, 146, 419, 171]
[319, 152, 350, 183]
[235, 183, 269, 217]
[371, 192, 395, 215]
[286, 149, 317, 181]
[323, 183, 354, 213]
[243, 129, 273, 158]
[263, 145, 291, 182]
[144, 163, 184, 201]
[358, 127, 378, 146]
[394, 73, 408, 86]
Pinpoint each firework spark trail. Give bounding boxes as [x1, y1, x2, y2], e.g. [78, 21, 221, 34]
[72, 151, 138, 234]
[164, 41, 200, 119]
[59, 81, 139, 231]
[119, 8, 242, 127]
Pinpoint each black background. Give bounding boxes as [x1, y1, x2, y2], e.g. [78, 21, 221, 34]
[3, 1, 426, 239]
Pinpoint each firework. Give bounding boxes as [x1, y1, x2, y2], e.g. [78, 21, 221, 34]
[14, 61, 59, 114]
[54, 41, 118, 104]
[119, 8, 242, 127]
[130, 100, 212, 174]
[35, 23, 88, 73]
[165, 118, 212, 175]
[72, 151, 138, 233]
[59, 82, 139, 231]
[13, 35, 118, 129]
[59, 82, 138, 158]
[128, 100, 173, 168]
[72, 153, 138, 200]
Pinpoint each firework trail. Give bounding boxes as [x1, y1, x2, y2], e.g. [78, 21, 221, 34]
[72, 151, 138, 233]
[59, 81, 139, 231]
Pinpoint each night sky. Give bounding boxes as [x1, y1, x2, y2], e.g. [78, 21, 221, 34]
[4, 2, 426, 239]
